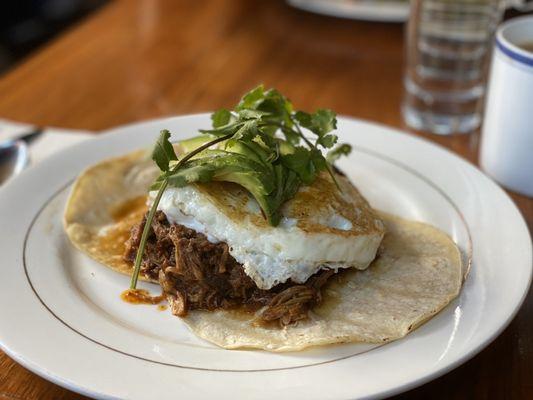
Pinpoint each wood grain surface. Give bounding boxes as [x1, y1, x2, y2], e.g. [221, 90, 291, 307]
[0, 1, 531, 399]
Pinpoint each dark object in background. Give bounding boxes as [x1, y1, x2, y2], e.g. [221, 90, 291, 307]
[0, 0, 108, 74]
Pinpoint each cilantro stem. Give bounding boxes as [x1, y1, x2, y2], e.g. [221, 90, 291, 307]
[129, 132, 234, 289]
[129, 180, 167, 289]
[292, 122, 315, 149]
[291, 117, 342, 191]
[324, 162, 342, 191]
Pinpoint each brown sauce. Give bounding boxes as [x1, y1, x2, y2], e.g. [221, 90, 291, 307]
[93, 196, 164, 308]
[97, 228, 132, 265]
[224, 306, 258, 320]
[121, 289, 165, 305]
[96, 196, 148, 270]
[110, 195, 148, 222]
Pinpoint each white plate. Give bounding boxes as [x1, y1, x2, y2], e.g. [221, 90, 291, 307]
[0, 115, 530, 400]
[287, 0, 409, 23]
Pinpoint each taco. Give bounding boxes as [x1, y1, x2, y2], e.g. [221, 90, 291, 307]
[64, 87, 462, 351]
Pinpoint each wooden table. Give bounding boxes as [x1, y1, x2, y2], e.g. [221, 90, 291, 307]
[0, 1, 531, 399]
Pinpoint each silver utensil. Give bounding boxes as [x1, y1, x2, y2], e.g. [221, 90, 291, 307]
[0, 128, 43, 186]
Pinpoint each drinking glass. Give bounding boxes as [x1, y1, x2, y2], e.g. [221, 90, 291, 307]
[402, 0, 504, 135]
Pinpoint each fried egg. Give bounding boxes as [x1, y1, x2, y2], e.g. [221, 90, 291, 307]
[151, 172, 385, 290]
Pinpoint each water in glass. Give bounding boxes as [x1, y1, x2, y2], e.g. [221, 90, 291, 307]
[403, 0, 504, 134]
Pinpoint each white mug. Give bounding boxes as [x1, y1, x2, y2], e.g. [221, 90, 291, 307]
[480, 15, 533, 197]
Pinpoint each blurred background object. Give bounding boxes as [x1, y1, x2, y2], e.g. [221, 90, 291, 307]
[287, 0, 410, 22]
[0, 0, 108, 74]
[402, 0, 504, 135]
[0, 138, 27, 185]
[480, 15, 533, 197]
[286, 0, 532, 22]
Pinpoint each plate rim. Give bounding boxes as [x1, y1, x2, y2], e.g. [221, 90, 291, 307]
[0, 114, 530, 400]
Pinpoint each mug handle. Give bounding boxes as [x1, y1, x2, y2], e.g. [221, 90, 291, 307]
[507, 0, 533, 11]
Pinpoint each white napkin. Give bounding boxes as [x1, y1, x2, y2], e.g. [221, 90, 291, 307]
[0, 118, 92, 165]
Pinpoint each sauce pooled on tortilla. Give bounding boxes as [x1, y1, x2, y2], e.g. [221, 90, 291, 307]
[121, 289, 165, 305]
[106, 196, 165, 306]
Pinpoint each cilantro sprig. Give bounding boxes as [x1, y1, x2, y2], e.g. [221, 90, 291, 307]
[129, 85, 351, 289]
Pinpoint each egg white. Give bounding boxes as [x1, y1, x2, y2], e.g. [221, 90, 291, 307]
[151, 186, 383, 290]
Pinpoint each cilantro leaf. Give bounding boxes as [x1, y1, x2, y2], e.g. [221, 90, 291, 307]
[294, 109, 337, 148]
[281, 147, 316, 184]
[236, 85, 265, 110]
[232, 119, 259, 141]
[151, 129, 178, 172]
[327, 143, 352, 163]
[318, 134, 338, 149]
[293, 111, 312, 128]
[310, 109, 337, 136]
[309, 148, 327, 171]
[211, 109, 232, 128]
[238, 109, 268, 120]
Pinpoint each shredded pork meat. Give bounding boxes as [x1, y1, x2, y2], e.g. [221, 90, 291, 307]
[124, 211, 334, 326]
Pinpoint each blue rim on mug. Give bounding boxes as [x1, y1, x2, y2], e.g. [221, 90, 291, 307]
[495, 15, 533, 68]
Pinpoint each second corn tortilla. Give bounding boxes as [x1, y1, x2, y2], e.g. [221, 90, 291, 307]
[64, 149, 463, 352]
